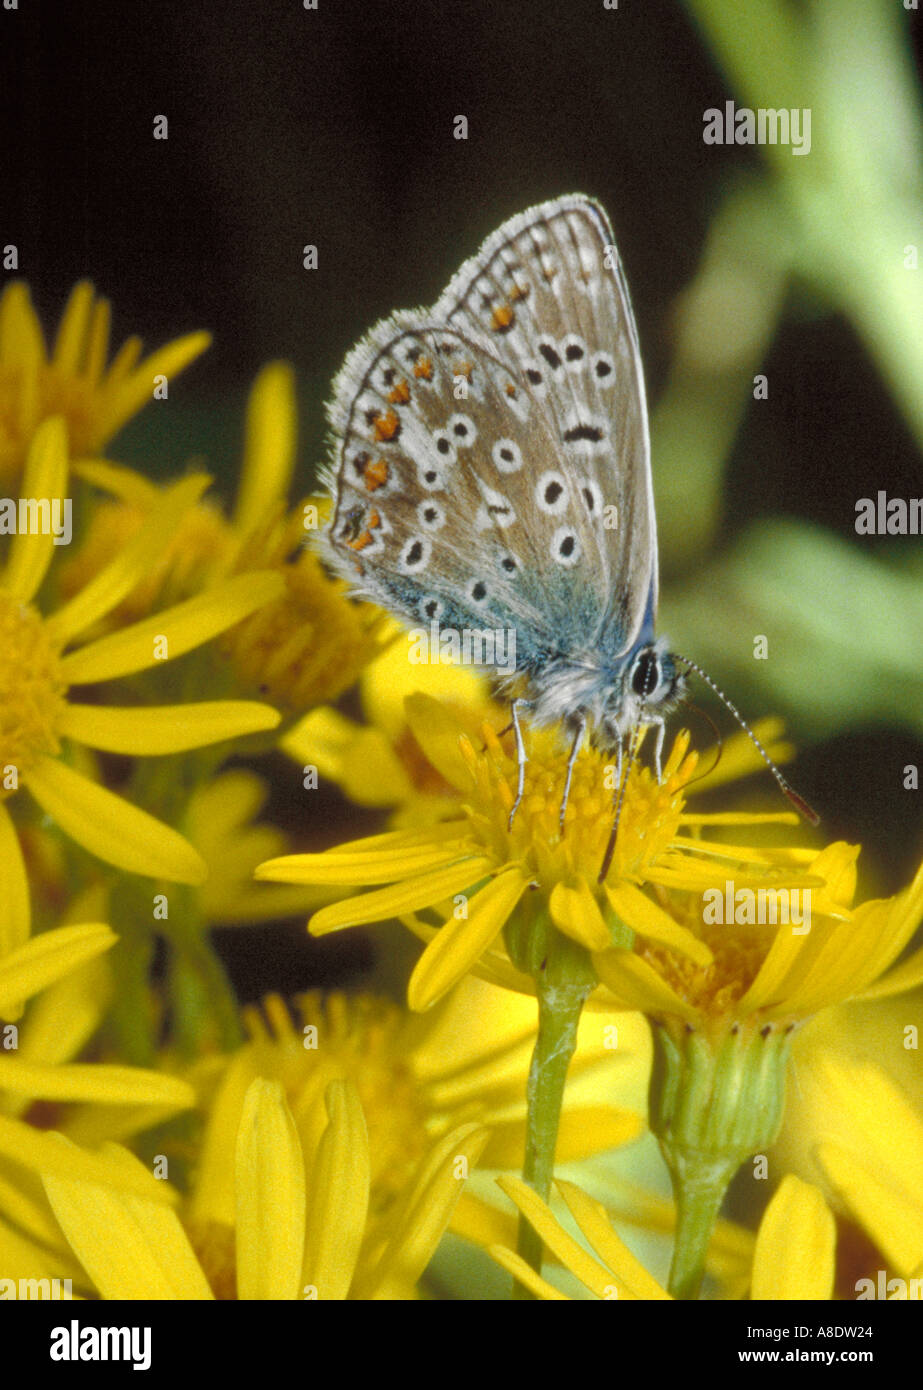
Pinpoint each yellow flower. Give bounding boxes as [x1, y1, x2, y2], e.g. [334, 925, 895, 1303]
[219, 497, 390, 712]
[257, 686, 809, 1013]
[7, 977, 647, 1299]
[0, 418, 284, 947]
[182, 768, 339, 924]
[0, 911, 196, 1291]
[282, 635, 499, 823]
[488, 1171, 836, 1300]
[593, 846, 923, 1032]
[28, 984, 510, 1300]
[62, 362, 390, 708]
[0, 280, 209, 490]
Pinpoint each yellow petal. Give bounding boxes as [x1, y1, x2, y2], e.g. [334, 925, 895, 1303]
[42, 1138, 213, 1299]
[27, 754, 207, 884]
[487, 1244, 569, 1299]
[594, 946, 699, 1021]
[51, 282, 94, 374]
[59, 700, 279, 755]
[0, 801, 30, 965]
[59, 570, 285, 684]
[496, 1174, 621, 1299]
[235, 1079, 305, 1301]
[71, 457, 159, 506]
[257, 837, 472, 887]
[85, 295, 111, 385]
[483, 1106, 642, 1169]
[605, 881, 713, 966]
[813, 1059, 923, 1275]
[3, 417, 69, 602]
[47, 474, 211, 644]
[96, 331, 212, 442]
[0, 923, 114, 1017]
[309, 856, 494, 936]
[302, 1080, 370, 1301]
[751, 1176, 835, 1299]
[549, 879, 612, 951]
[357, 1122, 488, 1299]
[0, 1057, 194, 1108]
[404, 691, 479, 793]
[1, 1119, 174, 1201]
[234, 363, 296, 537]
[407, 870, 528, 1011]
[556, 1179, 671, 1299]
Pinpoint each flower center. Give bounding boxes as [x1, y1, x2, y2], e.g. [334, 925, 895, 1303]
[0, 592, 67, 790]
[464, 721, 695, 886]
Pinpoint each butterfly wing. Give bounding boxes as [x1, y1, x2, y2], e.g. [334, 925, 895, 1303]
[323, 194, 656, 684]
[432, 193, 657, 663]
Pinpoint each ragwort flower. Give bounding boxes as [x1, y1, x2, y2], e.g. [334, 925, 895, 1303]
[0, 418, 283, 945]
[0, 280, 209, 490]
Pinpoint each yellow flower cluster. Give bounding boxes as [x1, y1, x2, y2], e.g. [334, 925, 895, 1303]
[2, 281, 921, 1304]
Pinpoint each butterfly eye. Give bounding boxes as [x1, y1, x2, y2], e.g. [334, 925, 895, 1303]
[631, 649, 661, 699]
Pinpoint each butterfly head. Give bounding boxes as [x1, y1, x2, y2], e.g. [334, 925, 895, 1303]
[597, 638, 687, 747]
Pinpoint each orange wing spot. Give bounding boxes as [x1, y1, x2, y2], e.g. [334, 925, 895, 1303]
[363, 457, 389, 491]
[373, 409, 400, 441]
[413, 357, 433, 380]
[509, 283, 529, 302]
[345, 509, 382, 551]
[452, 361, 474, 379]
[491, 304, 514, 332]
[387, 379, 411, 405]
[505, 383, 517, 398]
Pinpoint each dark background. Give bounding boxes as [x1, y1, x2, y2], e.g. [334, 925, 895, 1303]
[2, 0, 921, 998]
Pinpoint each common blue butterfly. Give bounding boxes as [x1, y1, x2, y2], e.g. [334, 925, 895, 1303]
[321, 195, 815, 874]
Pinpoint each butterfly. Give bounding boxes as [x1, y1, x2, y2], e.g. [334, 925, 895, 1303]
[321, 194, 815, 875]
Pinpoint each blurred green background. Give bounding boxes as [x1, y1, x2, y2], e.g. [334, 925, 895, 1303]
[4, 0, 921, 997]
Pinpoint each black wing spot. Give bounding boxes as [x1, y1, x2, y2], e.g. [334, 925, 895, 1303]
[525, 367, 543, 386]
[563, 425, 604, 443]
[539, 343, 562, 370]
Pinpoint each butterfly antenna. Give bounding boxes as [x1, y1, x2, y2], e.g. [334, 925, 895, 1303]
[676, 655, 819, 825]
[598, 723, 643, 883]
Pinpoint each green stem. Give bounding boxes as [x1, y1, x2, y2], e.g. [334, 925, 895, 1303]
[514, 978, 588, 1296]
[503, 902, 597, 1299]
[666, 1154, 738, 1300]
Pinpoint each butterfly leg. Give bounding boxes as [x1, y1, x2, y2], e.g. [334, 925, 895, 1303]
[507, 698, 532, 830]
[558, 714, 587, 833]
[650, 717, 666, 782]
